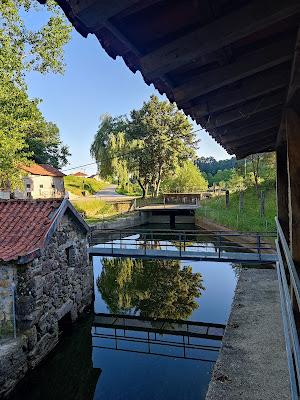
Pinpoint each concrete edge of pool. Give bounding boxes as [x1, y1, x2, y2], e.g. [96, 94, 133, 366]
[205, 268, 290, 400]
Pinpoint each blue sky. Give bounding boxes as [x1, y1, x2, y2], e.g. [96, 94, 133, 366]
[25, 11, 229, 175]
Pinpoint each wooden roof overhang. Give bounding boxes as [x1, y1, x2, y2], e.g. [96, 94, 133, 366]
[41, 0, 300, 158]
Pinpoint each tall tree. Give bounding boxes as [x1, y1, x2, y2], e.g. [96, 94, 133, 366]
[0, 0, 71, 187]
[128, 95, 198, 197]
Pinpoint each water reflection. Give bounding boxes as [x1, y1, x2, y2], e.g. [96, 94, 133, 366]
[8, 233, 239, 400]
[97, 258, 204, 320]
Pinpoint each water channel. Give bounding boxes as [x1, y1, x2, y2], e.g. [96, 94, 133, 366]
[9, 224, 241, 400]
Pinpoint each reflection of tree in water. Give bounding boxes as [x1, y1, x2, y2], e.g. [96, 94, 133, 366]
[97, 258, 204, 320]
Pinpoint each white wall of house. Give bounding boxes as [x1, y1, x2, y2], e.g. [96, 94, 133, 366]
[14, 175, 65, 199]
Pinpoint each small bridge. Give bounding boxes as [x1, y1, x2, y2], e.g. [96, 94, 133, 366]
[89, 229, 277, 264]
[92, 313, 225, 362]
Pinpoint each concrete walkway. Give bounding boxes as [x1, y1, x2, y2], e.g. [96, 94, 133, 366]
[206, 268, 291, 400]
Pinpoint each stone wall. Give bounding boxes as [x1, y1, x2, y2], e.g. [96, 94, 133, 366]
[0, 210, 93, 397]
[0, 266, 15, 341]
[90, 211, 148, 231]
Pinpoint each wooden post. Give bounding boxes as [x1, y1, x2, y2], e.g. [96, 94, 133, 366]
[259, 191, 265, 218]
[239, 191, 244, 212]
[276, 142, 289, 242]
[286, 108, 300, 266]
[225, 190, 230, 208]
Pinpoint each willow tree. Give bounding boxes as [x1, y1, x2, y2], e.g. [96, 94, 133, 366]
[90, 114, 129, 186]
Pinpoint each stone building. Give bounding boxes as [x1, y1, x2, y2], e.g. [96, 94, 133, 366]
[0, 198, 92, 396]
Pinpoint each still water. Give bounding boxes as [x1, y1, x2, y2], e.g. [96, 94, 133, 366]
[9, 230, 239, 400]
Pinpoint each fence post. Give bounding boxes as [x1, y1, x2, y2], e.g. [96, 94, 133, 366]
[260, 191, 265, 218]
[218, 235, 221, 258]
[239, 191, 244, 212]
[225, 190, 230, 209]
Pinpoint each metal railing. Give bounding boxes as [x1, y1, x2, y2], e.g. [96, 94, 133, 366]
[90, 229, 276, 261]
[92, 313, 224, 362]
[276, 218, 300, 400]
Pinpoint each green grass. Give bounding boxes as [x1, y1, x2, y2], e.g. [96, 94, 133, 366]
[72, 198, 117, 220]
[116, 184, 142, 196]
[64, 176, 108, 196]
[196, 187, 276, 232]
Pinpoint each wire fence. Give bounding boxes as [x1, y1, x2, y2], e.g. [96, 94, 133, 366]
[0, 285, 17, 343]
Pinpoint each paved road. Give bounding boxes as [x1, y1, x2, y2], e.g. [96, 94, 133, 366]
[95, 184, 136, 202]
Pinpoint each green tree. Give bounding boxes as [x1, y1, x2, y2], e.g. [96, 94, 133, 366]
[97, 257, 204, 320]
[90, 114, 129, 185]
[0, 0, 71, 186]
[27, 122, 71, 168]
[162, 161, 208, 192]
[128, 95, 198, 197]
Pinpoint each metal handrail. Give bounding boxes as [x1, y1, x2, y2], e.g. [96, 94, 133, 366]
[92, 228, 277, 237]
[276, 217, 300, 399]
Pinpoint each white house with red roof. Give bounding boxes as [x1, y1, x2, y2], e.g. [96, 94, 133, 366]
[0, 164, 66, 200]
[16, 164, 66, 199]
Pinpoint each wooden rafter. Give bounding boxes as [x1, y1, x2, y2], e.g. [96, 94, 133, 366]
[189, 66, 289, 118]
[173, 37, 294, 102]
[208, 91, 285, 129]
[140, 0, 300, 77]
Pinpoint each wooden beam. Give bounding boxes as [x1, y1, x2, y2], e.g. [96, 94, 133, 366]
[207, 91, 285, 129]
[231, 135, 276, 157]
[223, 128, 277, 147]
[287, 26, 300, 113]
[236, 144, 274, 159]
[286, 108, 300, 265]
[189, 66, 289, 118]
[214, 108, 282, 136]
[140, 0, 300, 77]
[174, 37, 294, 102]
[69, 0, 140, 30]
[277, 142, 290, 241]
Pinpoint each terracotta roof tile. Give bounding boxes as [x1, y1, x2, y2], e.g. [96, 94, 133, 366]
[72, 172, 88, 177]
[21, 164, 65, 177]
[0, 199, 62, 262]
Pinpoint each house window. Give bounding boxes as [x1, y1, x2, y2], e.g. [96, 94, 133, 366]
[40, 184, 43, 189]
[52, 184, 55, 189]
[26, 184, 31, 189]
[65, 245, 75, 266]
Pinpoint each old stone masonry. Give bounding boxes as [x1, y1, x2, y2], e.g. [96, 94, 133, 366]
[0, 199, 93, 397]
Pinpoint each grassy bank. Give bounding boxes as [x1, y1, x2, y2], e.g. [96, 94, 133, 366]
[64, 176, 108, 196]
[72, 198, 117, 223]
[196, 188, 276, 232]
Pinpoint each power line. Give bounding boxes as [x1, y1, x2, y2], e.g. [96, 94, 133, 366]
[62, 127, 204, 172]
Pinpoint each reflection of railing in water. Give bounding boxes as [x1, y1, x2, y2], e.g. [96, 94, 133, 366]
[92, 313, 225, 362]
[89, 229, 277, 263]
